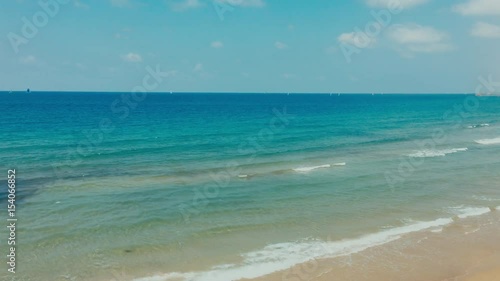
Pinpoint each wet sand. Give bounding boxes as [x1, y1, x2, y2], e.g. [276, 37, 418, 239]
[247, 210, 500, 281]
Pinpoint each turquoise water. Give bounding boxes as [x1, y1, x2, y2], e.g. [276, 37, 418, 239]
[1, 93, 500, 280]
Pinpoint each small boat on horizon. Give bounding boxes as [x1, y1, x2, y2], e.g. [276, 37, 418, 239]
[27, 88, 31, 93]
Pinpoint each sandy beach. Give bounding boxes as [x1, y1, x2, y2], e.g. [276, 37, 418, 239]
[248, 210, 500, 281]
[465, 268, 500, 281]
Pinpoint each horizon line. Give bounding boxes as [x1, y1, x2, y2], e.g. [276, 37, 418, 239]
[0, 90, 479, 95]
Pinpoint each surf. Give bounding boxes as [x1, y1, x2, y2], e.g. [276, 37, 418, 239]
[475, 137, 500, 145]
[407, 148, 468, 158]
[292, 163, 346, 173]
[133, 205, 497, 281]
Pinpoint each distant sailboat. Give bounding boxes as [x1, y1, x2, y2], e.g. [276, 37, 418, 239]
[27, 88, 30, 93]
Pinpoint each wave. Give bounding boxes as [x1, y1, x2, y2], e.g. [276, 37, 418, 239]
[407, 148, 468, 158]
[467, 123, 490, 129]
[472, 195, 500, 202]
[133, 206, 495, 281]
[292, 163, 346, 173]
[234, 163, 346, 181]
[475, 137, 500, 145]
[446, 206, 492, 219]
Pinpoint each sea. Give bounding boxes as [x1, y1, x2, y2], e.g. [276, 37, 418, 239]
[0, 92, 499, 281]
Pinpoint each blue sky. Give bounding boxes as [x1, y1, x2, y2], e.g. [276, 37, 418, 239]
[1, 0, 499, 93]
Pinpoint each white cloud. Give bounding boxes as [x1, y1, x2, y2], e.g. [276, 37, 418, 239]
[193, 63, 203, 72]
[171, 0, 203, 11]
[386, 24, 452, 54]
[20, 55, 36, 64]
[471, 22, 500, 38]
[387, 24, 445, 44]
[274, 41, 288, 49]
[454, 0, 500, 16]
[404, 43, 452, 53]
[170, 0, 263, 11]
[74, 0, 90, 9]
[121, 52, 142, 62]
[366, 0, 428, 9]
[76, 62, 86, 70]
[110, 0, 131, 8]
[211, 41, 224, 48]
[338, 31, 377, 48]
[213, 0, 265, 7]
[325, 46, 338, 54]
[115, 28, 132, 39]
[282, 73, 296, 79]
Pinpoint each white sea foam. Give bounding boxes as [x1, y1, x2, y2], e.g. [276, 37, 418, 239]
[293, 163, 346, 173]
[293, 164, 330, 172]
[465, 228, 481, 235]
[134, 206, 495, 281]
[467, 123, 490, 129]
[446, 206, 492, 219]
[475, 137, 500, 145]
[133, 217, 460, 281]
[408, 148, 468, 158]
[472, 195, 500, 202]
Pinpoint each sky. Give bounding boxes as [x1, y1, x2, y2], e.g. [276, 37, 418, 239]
[0, 0, 499, 93]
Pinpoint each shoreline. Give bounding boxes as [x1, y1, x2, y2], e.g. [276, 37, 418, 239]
[122, 206, 500, 281]
[248, 209, 500, 281]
